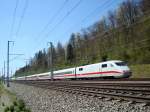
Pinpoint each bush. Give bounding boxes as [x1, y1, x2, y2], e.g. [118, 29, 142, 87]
[9, 105, 14, 112]
[4, 99, 31, 112]
[24, 108, 31, 112]
[2, 102, 5, 106]
[13, 101, 17, 106]
[4, 107, 9, 112]
[18, 99, 25, 110]
[14, 106, 20, 112]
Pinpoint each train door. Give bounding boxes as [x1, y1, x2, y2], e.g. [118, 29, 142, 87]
[99, 64, 102, 77]
[75, 67, 77, 79]
[101, 63, 108, 77]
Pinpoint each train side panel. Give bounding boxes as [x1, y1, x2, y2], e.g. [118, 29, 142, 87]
[76, 63, 101, 78]
[36, 72, 50, 80]
[53, 68, 75, 79]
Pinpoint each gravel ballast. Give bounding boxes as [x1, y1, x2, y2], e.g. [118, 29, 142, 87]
[8, 83, 150, 112]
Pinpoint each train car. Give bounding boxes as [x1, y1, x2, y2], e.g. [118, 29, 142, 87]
[11, 77, 16, 80]
[25, 74, 38, 80]
[76, 60, 131, 79]
[14, 60, 131, 80]
[36, 72, 50, 80]
[15, 76, 26, 80]
[53, 68, 75, 79]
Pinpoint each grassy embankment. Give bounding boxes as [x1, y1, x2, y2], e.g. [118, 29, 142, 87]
[130, 64, 150, 78]
[0, 82, 31, 112]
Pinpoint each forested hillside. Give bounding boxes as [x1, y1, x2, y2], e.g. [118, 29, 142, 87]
[15, 0, 150, 77]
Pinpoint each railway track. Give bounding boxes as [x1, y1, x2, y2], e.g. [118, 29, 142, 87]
[12, 80, 150, 104]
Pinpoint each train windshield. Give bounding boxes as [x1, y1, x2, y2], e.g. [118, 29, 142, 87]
[115, 62, 127, 66]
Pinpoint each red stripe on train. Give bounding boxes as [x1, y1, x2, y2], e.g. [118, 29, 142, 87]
[64, 71, 122, 77]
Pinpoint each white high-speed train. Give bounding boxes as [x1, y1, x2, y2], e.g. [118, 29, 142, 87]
[13, 60, 132, 80]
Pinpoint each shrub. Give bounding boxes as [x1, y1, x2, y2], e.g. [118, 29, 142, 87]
[4, 107, 9, 112]
[18, 99, 25, 110]
[13, 101, 17, 106]
[2, 102, 5, 106]
[9, 105, 14, 112]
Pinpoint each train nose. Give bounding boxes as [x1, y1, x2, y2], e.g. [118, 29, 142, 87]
[123, 70, 132, 78]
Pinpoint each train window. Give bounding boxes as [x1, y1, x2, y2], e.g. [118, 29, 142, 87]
[79, 68, 83, 71]
[110, 64, 114, 67]
[102, 64, 107, 68]
[54, 71, 73, 75]
[115, 62, 127, 66]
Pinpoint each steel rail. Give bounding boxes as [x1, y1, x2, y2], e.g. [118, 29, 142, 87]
[12, 80, 150, 104]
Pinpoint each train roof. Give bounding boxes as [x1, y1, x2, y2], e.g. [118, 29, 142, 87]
[54, 67, 75, 73]
[101, 60, 123, 63]
[23, 72, 50, 78]
[76, 60, 124, 68]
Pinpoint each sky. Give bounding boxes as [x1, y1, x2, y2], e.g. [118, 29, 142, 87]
[0, 0, 125, 76]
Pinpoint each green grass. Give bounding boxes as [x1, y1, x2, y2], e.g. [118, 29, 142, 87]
[130, 64, 150, 78]
[4, 99, 31, 112]
[0, 83, 15, 112]
[0, 83, 31, 112]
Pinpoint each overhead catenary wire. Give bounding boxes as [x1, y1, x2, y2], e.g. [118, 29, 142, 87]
[9, 55, 22, 62]
[35, 0, 69, 40]
[15, 0, 29, 37]
[60, 0, 113, 39]
[34, 0, 122, 52]
[32, 0, 70, 50]
[45, 0, 82, 38]
[9, 0, 19, 39]
[34, 0, 150, 55]
[34, 0, 82, 50]
[80, 0, 112, 24]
